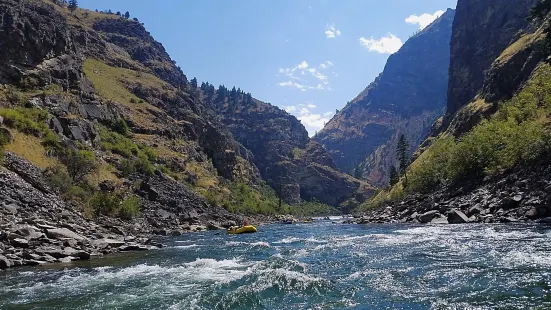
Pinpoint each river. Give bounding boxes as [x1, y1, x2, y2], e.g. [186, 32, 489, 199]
[1, 220, 551, 309]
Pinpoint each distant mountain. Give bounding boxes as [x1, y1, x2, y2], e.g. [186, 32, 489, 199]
[198, 84, 376, 211]
[314, 9, 455, 186]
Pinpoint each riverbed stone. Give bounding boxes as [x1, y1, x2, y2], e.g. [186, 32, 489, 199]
[448, 209, 470, 224]
[430, 217, 449, 224]
[14, 225, 43, 240]
[419, 210, 439, 223]
[0, 255, 12, 269]
[12, 238, 29, 248]
[46, 228, 86, 241]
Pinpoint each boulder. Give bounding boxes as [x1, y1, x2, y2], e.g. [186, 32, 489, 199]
[12, 238, 29, 248]
[93, 239, 125, 249]
[119, 244, 148, 252]
[447, 209, 470, 224]
[525, 208, 539, 219]
[2, 203, 18, 215]
[431, 217, 449, 224]
[169, 229, 183, 236]
[467, 204, 484, 217]
[46, 228, 86, 241]
[14, 225, 43, 240]
[536, 217, 551, 224]
[0, 255, 12, 269]
[418, 210, 440, 223]
[57, 257, 74, 263]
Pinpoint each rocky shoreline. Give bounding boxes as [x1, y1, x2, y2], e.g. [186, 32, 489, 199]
[0, 152, 260, 271]
[355, 161, 551, 225]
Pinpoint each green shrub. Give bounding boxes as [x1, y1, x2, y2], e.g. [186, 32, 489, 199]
[98, 125, 138, 157]
[135, 153, 154, 176]
[0, 108, 49, 137]
[60, 149, 98, 182]
[89, 192, 121, 216]
[0, 108, 60, 151]
[119, 158, 137, 176]
[98, 125, 156, 175]
[110, 119, 130, 136]
[44, 165, 73, 194]
[118, 195, 141, 220]
[66, 185, 92, 204]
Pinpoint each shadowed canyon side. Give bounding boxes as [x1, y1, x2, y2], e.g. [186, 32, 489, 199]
[430, 0, 541, 137]
[199, 86, 376, 211]
[314, 9, 455, 186]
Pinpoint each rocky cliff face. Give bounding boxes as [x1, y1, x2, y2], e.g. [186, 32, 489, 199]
[315, 9, 455, 186]
[202, 90, 375, 209]
[445, 0, 539, 122]
[0, 0, 260, 184]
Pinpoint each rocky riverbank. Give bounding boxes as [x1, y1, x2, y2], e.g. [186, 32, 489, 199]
[0, 153, 253, 270]
[355, 160, 551, 225]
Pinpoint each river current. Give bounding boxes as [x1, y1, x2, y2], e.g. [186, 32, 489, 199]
[1, 220, 551, 309]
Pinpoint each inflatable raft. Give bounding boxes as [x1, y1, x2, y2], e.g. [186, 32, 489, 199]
[227, 225, 257, 234]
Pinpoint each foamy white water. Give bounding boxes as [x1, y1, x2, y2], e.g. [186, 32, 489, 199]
[2, 222, 551, 309]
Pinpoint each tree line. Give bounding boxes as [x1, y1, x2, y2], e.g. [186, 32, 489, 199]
[51, 0, 139, 21]
[189, 77, 254, 109]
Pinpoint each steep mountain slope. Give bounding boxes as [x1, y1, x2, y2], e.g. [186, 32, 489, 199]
[315, 9, 455, 186]
[433, 0, 541, 137]
[0, 0, 283, 250]
[360, 0, 551, 223]
[445, 0, 540, 122]
[198, 84, 376, 210]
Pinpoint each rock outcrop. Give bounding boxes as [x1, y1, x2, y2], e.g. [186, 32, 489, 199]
[445, 0, 539, 119]
[315, 9, 455, 186]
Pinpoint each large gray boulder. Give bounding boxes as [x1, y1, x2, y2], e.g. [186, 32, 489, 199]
[448, 209, 470, 224]
[0, 255, 12, 269]
[418, 210, 440, 223]
[46, 228, 87, 241]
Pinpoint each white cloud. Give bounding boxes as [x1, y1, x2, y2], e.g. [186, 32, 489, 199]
[308, 68, 327, 81]
[359, 34, 403, 54]
[278, 81, 308, 91]
[283, 102, 334, 136]
[277, 61, 334, 91]
[284, 105, 296, 113]
[325, 24, 341, 39]
[319, 61, 334, 69]
[405, 10, 445, 30]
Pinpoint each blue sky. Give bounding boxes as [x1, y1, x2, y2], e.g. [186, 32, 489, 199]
[80, 0, 457, 135]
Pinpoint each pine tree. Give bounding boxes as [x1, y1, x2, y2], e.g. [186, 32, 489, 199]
[124, 11, 130, 19]
[396, 134, 410, 186]
[389, 166, 399, 186]
[190, 77, 198, 89]
[68, 0, 78, 12]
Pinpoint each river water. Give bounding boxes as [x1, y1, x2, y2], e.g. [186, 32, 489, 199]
[1, 220, 551, 309]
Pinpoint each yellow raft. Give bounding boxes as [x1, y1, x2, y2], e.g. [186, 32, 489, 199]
[227, 225, 257, 234]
